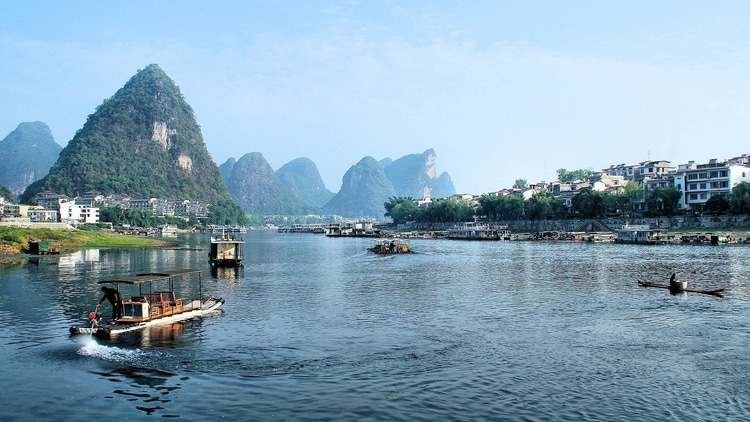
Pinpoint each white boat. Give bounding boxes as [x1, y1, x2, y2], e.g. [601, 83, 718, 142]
[69, 269, 224, 339]
[447, 222, 510, 240]
[209, 230, 245, 267]
[614, 224, 667, 244]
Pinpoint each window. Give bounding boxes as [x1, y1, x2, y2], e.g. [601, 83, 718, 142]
[689, 194, 698, 200]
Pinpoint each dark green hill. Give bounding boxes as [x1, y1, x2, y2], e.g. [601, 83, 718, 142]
[20, 64, 232, 205]
[276, 157, 334, 208]
[0, 122, 62, 199]
[225, 152, 313, 215]
[323, 156, 396, 219]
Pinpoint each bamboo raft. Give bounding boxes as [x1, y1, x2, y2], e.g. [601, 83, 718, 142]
[637, 279, 725, 297]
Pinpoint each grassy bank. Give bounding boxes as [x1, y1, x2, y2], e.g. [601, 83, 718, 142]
[0, 226, 174, 254]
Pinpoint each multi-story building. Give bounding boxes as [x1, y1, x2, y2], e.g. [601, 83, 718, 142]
[603, 160, 675, 182]
[59, 201, 100, 224]
[673, 158, 750, 211]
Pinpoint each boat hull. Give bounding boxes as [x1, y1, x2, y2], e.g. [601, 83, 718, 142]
[70, 297, 225, 339]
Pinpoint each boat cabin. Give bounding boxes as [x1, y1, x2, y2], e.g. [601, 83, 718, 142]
[209, 231, 245, 267]
[615, 224, 667, 244]
[99, 270, 204, 323]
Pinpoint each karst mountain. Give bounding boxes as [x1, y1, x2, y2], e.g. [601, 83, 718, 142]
[0, 121, 62, 199]
[20, 64, 233, 205]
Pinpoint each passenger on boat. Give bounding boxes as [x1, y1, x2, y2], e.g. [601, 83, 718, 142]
[97, 286, 124, 321]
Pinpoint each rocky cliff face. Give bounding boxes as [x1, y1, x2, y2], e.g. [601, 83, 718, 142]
[20, 64, 233, 205]
[383, 148, 455, 199]
[0, 121, 62, 198]
[323, 156, 397, 218]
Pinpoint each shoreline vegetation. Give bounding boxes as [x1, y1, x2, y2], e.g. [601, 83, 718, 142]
[3, 223, 750, 256]
[0, 226, 177, 255]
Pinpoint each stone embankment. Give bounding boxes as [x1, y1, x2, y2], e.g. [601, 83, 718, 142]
[399, 215, 750, 235]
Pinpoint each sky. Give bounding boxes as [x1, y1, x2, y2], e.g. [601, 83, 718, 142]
[2, 1, 750, 194]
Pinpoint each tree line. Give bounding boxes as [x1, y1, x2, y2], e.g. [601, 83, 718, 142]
[384, 181, 750, 225]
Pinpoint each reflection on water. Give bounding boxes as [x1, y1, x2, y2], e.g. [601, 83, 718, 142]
[3, 233, 750, 420]
[210, 265, 243, 280]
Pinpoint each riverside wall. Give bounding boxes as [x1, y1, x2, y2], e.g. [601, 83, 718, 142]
[401, 215, 750, 233]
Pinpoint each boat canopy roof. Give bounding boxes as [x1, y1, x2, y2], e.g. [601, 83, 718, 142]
[97, 269, 202, 285]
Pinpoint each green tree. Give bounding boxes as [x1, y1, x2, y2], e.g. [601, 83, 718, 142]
[557, 168, 594, 183]
[418, 197, 475, 223]
[206, 199, 249, 226]
[526, 191, 554, 220]
[646, 186, 681, 216]
[512, 179, 527, 189]
[0, 184, 15, 202]
[729, 182, 750, 214]
[384, 196, 418, 224]
[622, 181, 643, 216]
[705, 194, 730, 215]
[572, 187, 605, 218]
[478, 194, 525, 220]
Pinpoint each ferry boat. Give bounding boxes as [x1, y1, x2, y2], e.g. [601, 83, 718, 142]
[447, 222, 511, 240]
[614, 224, 668, 244]
[69, 269, 224, 339]
[209, 231, 245, 267]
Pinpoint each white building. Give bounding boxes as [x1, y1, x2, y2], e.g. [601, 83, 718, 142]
[59, 201, 100, 224]
[673, 159, 750, 211]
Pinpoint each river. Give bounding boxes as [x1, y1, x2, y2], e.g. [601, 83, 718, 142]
[0, 231, 749, 421]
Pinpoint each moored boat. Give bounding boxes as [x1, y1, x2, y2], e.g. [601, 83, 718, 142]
[614, 224, 668, 244]
[447, 222, 510, 240]
[28, 238, 60, 255]
[209, 230, 245, 267]
[69, 269, 224, 339]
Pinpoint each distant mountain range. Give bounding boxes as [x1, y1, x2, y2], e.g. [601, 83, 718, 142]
[219, 149, 455, 218]
[4, 64, 455, 220]
[0, 121, 61, 199]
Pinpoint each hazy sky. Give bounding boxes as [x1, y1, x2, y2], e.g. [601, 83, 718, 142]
[2, 1, 749, 194]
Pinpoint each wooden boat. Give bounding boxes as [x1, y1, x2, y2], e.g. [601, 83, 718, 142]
[69, 269, 224, 339]
[28, 239, 59, 255]
[209, 230, 245, 267]
[637, 279, 724, 297]
[368, 239, 411, 254]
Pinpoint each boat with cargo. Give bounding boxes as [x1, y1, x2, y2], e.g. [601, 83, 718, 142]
[368, 238, 412, 254]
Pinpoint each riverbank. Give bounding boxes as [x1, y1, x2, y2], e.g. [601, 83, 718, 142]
[0, 226, 176, 254]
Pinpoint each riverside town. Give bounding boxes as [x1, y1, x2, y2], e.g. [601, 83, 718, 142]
[2, 154, 750, 243]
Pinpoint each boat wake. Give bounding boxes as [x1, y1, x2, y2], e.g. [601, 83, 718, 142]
[76, 337, 145, 362]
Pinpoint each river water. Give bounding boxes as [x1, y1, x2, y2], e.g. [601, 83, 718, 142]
[1, 231, 749, 421]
